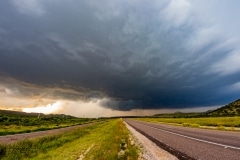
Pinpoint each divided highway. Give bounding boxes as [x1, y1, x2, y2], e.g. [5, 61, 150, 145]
[0, 123, 95, 144]
[124, 119, 240, 160]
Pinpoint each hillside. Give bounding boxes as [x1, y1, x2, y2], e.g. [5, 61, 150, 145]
[207, 99, 240, 116]
[0, 109, 74, 118]
[0, 109, 44, 117]
[153, 99, 240, 117]
[0, 109, 99, 136]
[0, 109, 89, 127]
[153, 112, 205, 118]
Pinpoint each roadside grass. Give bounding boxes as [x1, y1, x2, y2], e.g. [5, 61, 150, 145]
[135, 117, 240, 130]
[0, 124, 73, 135]
[83, 119, 138, 160]
[0, 123, 93, 160]
[0, 119, 100, 136]
[0, 110, 102, 136]
[0, 119, 138, 160]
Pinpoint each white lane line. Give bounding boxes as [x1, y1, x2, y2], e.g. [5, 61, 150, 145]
[137, 122, 240, 150]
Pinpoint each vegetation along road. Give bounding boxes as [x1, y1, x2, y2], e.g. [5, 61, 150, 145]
[0, 119, 138, 160]
[0, 123, 95, 144]
[124, 119, 240, 160]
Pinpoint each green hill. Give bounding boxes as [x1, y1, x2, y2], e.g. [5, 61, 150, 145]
[153, 99, 240, 117]
[0, 109, 85, 127]
[0, 109, 44, 117]
[0, 109, 75, 118]
[207, 99, 240, 116]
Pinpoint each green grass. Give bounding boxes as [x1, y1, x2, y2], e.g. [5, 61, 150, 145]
[0, 122, 88, 136]
[208, 99, 240, 116]
[135, 116, 240, 129]
[0, 124, 68, 135]
[0, 119, 138, 160]
[0, 113, 101, 135]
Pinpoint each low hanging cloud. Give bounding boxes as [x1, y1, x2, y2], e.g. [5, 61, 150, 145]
[0, 0, 240, 112]
[23, 101, 62, 114]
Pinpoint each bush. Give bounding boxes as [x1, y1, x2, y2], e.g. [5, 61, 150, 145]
[182, 123, 190, 127]
[218, 125, 226, 130]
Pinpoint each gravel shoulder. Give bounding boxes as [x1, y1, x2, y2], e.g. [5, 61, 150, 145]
[125, 119, 240, 160]
[125, 122, 178, 160]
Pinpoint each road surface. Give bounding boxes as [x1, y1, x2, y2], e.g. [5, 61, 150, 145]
[124, 119, 240, 160]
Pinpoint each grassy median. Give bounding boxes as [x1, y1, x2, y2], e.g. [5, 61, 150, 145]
[0, 113, 99, 136]
[0, 119, 138, 160]
[136, 117, 240, 130]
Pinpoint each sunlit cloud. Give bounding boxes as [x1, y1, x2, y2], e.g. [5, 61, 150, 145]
[22, 101, 62, 114]
[50, 99, 218, 118]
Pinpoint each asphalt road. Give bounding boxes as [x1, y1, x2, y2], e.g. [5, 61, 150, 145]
[124, 119, 240, 160]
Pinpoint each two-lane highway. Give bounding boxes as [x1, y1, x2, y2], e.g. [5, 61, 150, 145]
[125, 119, 240, 160]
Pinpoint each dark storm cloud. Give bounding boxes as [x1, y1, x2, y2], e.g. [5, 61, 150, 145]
[0, 0, 240, 110]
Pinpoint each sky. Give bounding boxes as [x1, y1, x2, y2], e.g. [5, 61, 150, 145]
[0, 0, 240, 117]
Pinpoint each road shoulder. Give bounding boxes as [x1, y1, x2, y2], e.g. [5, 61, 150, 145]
[125, 122, 178, 160]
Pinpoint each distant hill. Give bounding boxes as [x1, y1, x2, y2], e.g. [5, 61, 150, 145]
[153, 99, 240, 117]
[0, 109, 75, 118]
[207, 99, 240, 116]
[153, 112, 206, 118]
[0, 109, 43, 117]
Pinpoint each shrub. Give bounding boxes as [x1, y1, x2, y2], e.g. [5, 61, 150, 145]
[217, 125, 226, 130]
[182, 123, 190, 127]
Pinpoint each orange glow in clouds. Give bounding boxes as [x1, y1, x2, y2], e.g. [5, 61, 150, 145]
[22, 101, 62, 114]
